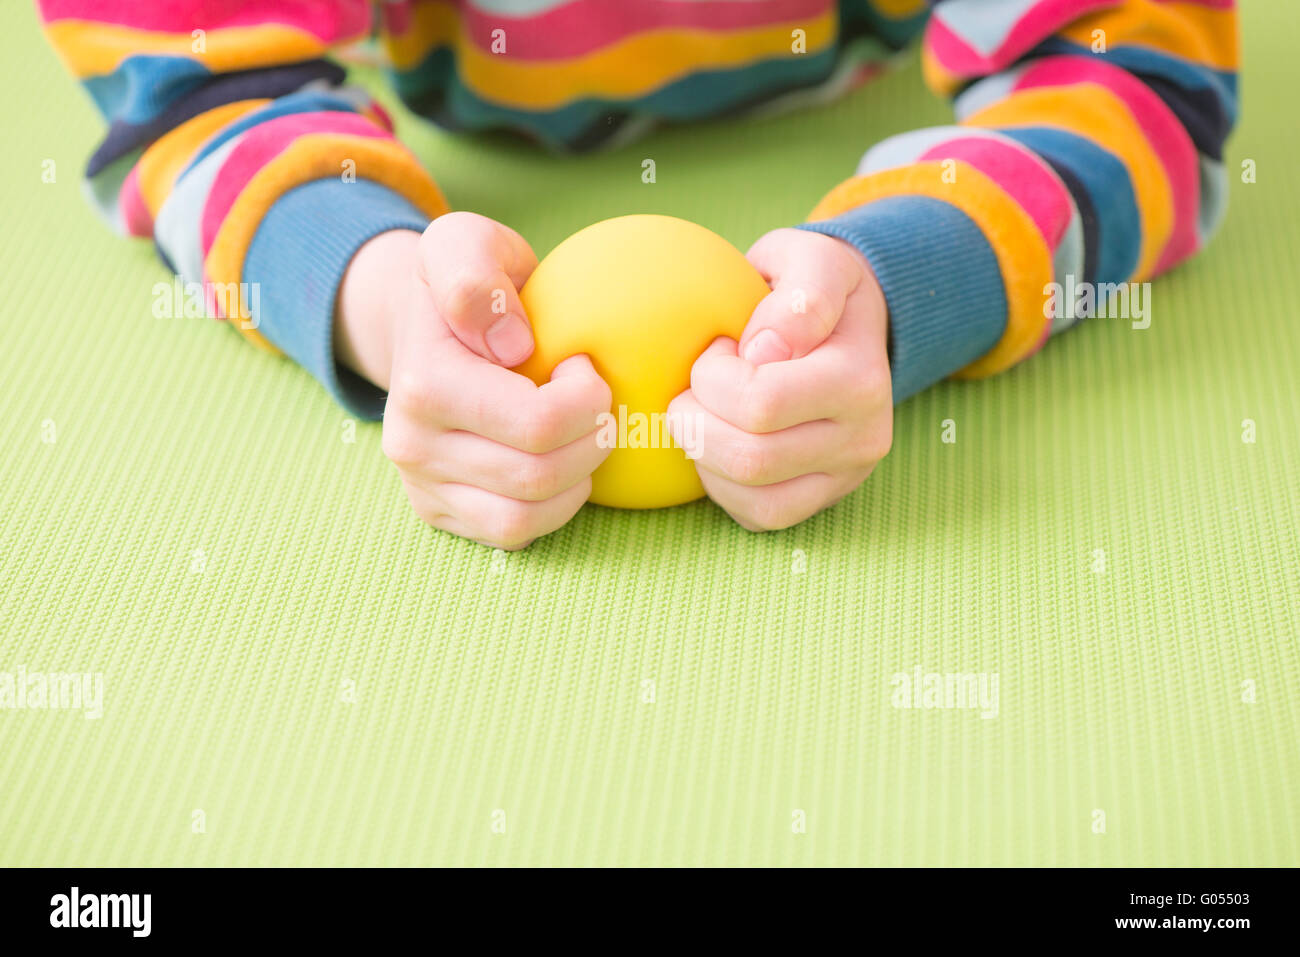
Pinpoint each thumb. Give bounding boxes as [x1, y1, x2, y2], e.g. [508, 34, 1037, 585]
[738, 229, 864, 365]
[739, 275, 851, 366]
[417, 212, 539, 366]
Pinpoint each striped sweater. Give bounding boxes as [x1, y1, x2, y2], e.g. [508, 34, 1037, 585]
[38, 1, 1240, 416]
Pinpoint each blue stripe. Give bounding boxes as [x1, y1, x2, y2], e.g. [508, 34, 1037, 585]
[83, 55, 212, 124]
[840, 0, 929, 49]
[998, 126, 1141, 285]
[87, 60, 344, 177]
[390, 45, 841, 150]
[1036, 38, 1238, 123]
[800, 195, 1007, 403]
[244, 179, 430, 419]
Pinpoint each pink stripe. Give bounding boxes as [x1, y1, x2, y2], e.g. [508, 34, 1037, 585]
[119, 164, 153, 238]
[384, 0, 833, 60]
[1012, 55, 1201, 272]
[368, 100, 395, 134]
[39, 0, 370, 42]
[918, 136, 1071, 251]
[926, 0, 1115, 80]
[200, 112, 390, 256]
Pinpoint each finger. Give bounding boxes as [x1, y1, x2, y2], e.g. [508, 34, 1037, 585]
[417, 211, 539, 365]
[698, 468, 855, 533]
[667, 390, 845, 487]
[739, 229, 866, 363]
[689, 335, 886, 433]
[423, 427, 611, 502]
[695, 335, 739, 361]
[390, 351, 612, 454]
[402, 479, 532, 549]
[405, 475, 592, 550]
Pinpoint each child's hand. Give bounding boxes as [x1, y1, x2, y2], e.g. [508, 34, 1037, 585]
[667, 228, 892, 531]
[338, 213, 612, 549]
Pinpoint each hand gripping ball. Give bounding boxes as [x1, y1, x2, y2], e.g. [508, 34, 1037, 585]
[513, 214, 770, 509]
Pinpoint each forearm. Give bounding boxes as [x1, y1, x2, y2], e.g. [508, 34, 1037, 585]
[37, 1, 446, 418]
[800, 0, 1240, 402]
[334, 228, 423, 393]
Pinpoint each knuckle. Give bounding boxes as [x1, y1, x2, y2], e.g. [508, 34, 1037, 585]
[850, 422, 892, 471]
[513, 405, 568, 453]
[411, 499, 445, 528]
[794, 282, 839, 336]
[743, 230, 779, 267]
[873, 418, 894, 460]
[512, 455, 561, 501]
[587, 375, 614, 412]
[493, 538, 534, 552]
[839, 363, 891, 426]
[381, 419, 425, 468]
[391, 370, 445, 418]
[748, 495, 801, 532]
[486, 502, 539, 550]
[856, 361, 892, 408]
[440, 266, 491, 320]
[423, 210, 477, 243]
[737, 380, 780, 433]
[798, 281, 835, 319]
[721, 440, 770, 485]
[846, 439, 876, 473]
[418, 218, 443, 250]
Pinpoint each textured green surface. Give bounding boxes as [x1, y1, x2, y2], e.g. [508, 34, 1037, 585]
[1, 3, 1297, 866]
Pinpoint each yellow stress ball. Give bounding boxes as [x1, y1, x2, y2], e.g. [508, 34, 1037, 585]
[514, 214, 770, 509]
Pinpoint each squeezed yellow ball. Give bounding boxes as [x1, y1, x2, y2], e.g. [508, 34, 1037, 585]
[514, 214, 770, 509]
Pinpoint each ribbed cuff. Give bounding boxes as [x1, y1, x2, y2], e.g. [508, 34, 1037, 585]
[243, 178, 431, 420]
[798, 195, 1008, 403]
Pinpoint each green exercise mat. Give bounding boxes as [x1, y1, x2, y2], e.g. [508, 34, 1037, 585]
[1, 2, 1296, 866]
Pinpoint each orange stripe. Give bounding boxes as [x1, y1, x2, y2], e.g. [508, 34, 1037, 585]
[45, 20, 336, 77]
[1060, 0, 1238, 71]
[964, 83, 1172, 281]
[383, 2, 836, 108]
[204, 136, 449, 351]
[809, 161, 1054, 379]
[135, 100, 270, 217]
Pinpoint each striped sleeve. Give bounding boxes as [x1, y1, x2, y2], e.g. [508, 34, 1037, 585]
[799, 0, 1239, 402]
[37, 0, 449, 417]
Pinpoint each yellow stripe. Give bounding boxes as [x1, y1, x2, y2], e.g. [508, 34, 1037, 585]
[386, 5, 836, 109]
[204, 136, 449, 352]
[382, 1, 459, 71]
[872, 0, 928, 20]
[45, 20, 336, 78]
[466, 15, 836, 109]
[135, 100, 269, 217]
[808, 161, 1054, 380]
[964, 83, 1172, 282]
[1061, 0, 1238, 72]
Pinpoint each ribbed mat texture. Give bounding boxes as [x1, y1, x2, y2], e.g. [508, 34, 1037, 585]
[1, 3, 1296, 865]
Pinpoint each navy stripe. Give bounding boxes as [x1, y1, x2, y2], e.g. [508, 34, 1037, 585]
[999, 126, 1140, 285]
[88, 60, 345, 177]
[389, 46, 840, 152]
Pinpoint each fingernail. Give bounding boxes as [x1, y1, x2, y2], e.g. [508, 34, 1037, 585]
[486, 314, 532, 365]
[743, 329, 791, 365]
